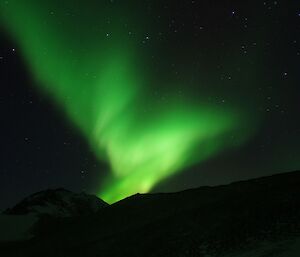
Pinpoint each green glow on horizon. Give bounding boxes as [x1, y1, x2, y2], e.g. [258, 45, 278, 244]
[0, 1, 254, 203]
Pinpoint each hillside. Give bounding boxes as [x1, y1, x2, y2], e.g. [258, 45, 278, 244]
[1, 170, 300, 257]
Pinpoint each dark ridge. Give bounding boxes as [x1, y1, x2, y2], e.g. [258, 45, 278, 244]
[1, 170, 300, 257]
[4, 188, 108, 217]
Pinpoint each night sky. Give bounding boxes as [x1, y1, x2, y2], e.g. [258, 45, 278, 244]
[0, 0, 299, 208]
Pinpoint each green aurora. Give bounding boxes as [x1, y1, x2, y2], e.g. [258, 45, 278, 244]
[0, 1, 255, 203]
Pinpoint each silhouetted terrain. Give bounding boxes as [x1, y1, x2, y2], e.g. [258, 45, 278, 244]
[1, 170, 300, 257]
[4, 188, 108, 217]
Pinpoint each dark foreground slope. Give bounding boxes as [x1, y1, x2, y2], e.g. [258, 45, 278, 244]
[1, 170, 300, 257]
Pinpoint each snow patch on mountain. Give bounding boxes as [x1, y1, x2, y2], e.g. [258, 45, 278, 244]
[3, 188, 108, 217]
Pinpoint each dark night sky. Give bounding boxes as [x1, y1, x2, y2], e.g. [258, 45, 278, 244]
[0, 0, 299, 209]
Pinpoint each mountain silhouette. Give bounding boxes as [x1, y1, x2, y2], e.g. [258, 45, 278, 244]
[4, 188, 108, 217]
[1, 170, 300, 257]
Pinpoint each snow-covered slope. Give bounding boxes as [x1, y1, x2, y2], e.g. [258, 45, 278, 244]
[223, 237, 300, 257]
[3, 188, 108, 217]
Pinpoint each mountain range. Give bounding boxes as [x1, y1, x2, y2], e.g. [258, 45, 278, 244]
[1, 170, 300, 257]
